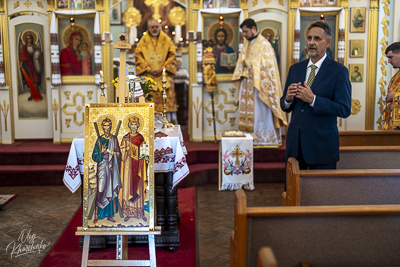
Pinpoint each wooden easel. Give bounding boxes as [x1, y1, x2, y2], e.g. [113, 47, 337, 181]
[76, 227, 161, 267]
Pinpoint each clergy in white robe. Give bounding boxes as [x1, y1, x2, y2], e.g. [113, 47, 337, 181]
[232, 18, 287, 147]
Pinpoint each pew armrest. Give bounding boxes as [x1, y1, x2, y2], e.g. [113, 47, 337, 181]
[257, 247, 277, 267]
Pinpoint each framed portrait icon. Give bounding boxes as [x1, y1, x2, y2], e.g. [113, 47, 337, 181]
[83, 103, 155, 231]
[111, 3, 122, 25]
[57, 15, 96, 83]
[202, 13, 240, 81]
[350, 40, 364, 58]
[350, 7, 366, 33]
[349, 64, 363, 83]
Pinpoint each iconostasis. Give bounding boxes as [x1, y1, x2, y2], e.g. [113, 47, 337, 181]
[0, 0, 399, 143]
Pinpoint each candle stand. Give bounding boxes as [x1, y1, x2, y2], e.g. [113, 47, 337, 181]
[162, 79, 174, 128]
[100, 79, 106, 103]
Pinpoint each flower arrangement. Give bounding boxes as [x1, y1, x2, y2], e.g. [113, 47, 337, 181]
[139, 76, 156, 102]
[222, 147, 252, 175]
[111, 76, 156, 102]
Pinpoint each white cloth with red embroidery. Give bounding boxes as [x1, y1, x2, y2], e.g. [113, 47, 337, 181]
[63, 132, 85, 193]
[154, 126, 189, 187]
[220, 134, 254, 190]
[63, 126, 189, 193]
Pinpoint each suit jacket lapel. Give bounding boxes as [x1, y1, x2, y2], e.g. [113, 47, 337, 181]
[310, 56, 332, 91]
[298, 60, 308, 83]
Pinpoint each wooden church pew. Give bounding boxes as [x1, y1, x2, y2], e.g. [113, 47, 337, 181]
[283, 157, 400, 206]
[231, 189, 400, 267]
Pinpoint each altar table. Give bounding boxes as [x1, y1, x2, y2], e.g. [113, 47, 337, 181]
[63, 125, 189, 248]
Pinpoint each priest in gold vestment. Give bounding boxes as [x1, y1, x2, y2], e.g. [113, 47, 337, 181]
[232, 18, 287, 147]
[136, 19, 178, 123]
[384, 42, 400, 130]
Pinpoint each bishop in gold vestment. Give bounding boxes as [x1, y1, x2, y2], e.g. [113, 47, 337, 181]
[135, 19, 177, 121]
[232, 19, 287, 147]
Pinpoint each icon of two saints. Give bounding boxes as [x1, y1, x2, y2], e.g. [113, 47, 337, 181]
[89, 114, 149, 226]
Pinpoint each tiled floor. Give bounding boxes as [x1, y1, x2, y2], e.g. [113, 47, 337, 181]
[0, 183, 284, 267]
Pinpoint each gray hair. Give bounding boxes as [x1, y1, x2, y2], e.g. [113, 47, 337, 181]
[307, 21, 332, 40]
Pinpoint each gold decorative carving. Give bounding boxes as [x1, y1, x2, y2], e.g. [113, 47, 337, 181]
[46, 0, 54, 10]
[65, 118, 71, 127]
[24, 0, 32, 8]
[169, 6, 186, 26]
[278, 0, 284, 5]
[252, 0, 258, 6]
[144, 0, 169, 20]
[52, 99, 59, 131]
[37, 1, 43, 8]
[95, 0, 103, 10]
[123, 7, 142, 28]
[192, 96, 202, 129]
[204, 90, 238, 124]
[64, 90, 70, 99]
[207, 117, 213, 126]
[289, 0, 298, 9]
[0, 99, 9, 132]
[376, 0, 390, 129]
[14, 1, 20, 8]
[62, 92, 85, 126]
[370, 0, 379, 9]
[264, 0, 271, 4]
[229, 117, 236, 126]
[229, 88, 236, 97]
[87, 90, 93, 100]
[351, 99, 361, 115]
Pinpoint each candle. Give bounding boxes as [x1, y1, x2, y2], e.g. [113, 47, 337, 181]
[162, 68, 166, 82]
[135, 38, 139, 43]
[100, 70, 104, 83]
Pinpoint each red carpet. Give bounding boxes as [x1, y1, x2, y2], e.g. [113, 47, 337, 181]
[40, 187, 197, 267]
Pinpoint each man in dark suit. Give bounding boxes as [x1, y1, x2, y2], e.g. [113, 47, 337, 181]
[280, 21, 351, 173]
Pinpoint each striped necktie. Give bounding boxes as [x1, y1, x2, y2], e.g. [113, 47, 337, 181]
[307, 65, 317, 87]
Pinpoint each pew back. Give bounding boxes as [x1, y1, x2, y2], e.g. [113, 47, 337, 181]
[231, 190, 400, 267]
[338, 146, 400, 169]
[339, 130, 400, 146]
[285, 157, 400, 206]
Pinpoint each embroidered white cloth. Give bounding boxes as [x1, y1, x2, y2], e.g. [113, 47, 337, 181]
[154, 126, 189, 187]
[173, 69, 189, 85]
[63, 126, 189, 193]
[63, 132, 84, 193]
[220, 134, 254, 191]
